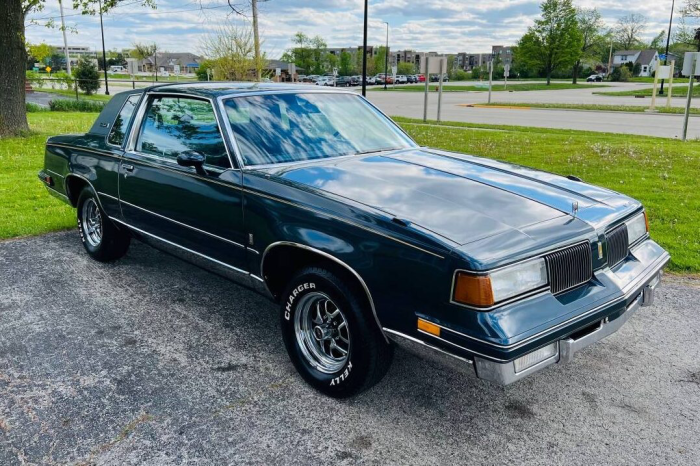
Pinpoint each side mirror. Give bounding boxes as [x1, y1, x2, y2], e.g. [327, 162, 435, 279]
[177, 150, 207, 176]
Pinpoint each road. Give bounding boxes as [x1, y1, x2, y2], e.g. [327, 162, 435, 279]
[366, 84, 700, 139]
[1, 231, 699, 465]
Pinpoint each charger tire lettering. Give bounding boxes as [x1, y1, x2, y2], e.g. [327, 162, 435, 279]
[284, 282, 316, 320]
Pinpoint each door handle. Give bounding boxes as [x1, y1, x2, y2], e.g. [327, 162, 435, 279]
[122, 164, 134, 172]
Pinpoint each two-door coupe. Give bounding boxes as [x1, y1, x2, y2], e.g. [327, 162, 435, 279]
[39, 83, 669, 397]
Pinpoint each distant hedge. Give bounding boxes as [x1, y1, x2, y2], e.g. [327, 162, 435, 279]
[26, 103, 49, 113]
[48, 99, 106, 112]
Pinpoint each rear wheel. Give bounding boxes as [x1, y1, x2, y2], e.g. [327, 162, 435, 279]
[280, 267, 393, 398]
[76, 187, 130, 262]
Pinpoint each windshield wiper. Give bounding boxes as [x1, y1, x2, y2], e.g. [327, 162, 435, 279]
[354, 147, 402, 156]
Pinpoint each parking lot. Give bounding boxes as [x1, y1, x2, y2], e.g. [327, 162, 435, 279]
[1, 231, 699, 465]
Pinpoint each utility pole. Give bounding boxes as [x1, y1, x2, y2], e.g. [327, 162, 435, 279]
[58, 0, 71, 74]
[98, 0, 109, 95]
[607, 36, 614, 77]
[252, 0, 261, 81]
[383, 22, 389, 91]
[660, 0, 675, 95]
[361, 0, 368, 97]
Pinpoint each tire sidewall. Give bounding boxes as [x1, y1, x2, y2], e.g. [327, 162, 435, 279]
[76, 187, 103, 256]
[280, 269, 373, 397]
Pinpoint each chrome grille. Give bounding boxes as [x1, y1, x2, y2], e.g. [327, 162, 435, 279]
[607, 223, 629, 267]
[544, 242, 593, 295]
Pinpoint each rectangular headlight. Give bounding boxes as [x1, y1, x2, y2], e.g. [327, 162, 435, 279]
[453, 258, 548, 307]
[626, 212, 648, 246]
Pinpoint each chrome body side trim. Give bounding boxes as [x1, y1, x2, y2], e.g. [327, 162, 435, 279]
[384, 329, 475, 375]
[45, 185, 70, 202]
[64, 174, 105, 211]
[47, 143, 119, 159]
[261, 241, 388, 342]
[45, 168, 65, 179]
[110, 217, 248, 275]
[118, 199, 245, 249]
[98, 191, 119, 202]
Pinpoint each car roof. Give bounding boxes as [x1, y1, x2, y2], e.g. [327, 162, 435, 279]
[145, 81, 346, 98]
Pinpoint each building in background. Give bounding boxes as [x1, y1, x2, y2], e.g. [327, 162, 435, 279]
[491, 45, 513, 66]
[49, 44, 95, 69]
[137, 52, 203, 74]
[453, 52, 490, 71]
[612, 49, 660, 77]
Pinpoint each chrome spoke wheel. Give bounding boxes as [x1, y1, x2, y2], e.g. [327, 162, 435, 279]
[81, 198, 102, 247]
[294, 292, 350, 374]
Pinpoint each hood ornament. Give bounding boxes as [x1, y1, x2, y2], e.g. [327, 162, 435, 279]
[571, 201, 579, 218]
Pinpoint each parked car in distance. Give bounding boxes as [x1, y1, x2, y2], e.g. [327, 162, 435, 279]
[335, 76, 353, 87]
[429, 74, 450, 82]
[417, 74, 426, 82]
[39, 83, 669, 398]
[108, 65, 126, 74]
[406, 75, 418, 83]
[315, 77, 334, 86]
[365, 75, 376, 85]
[587, 74, 604, 82]
[395, 75, 408, 84]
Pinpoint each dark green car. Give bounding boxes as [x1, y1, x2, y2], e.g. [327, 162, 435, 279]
[39, 83, 669, 397]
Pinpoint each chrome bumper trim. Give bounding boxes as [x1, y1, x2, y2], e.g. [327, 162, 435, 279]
[474, 269, 662, 385]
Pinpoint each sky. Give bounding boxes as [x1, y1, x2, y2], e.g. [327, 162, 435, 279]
[25, 0, 681, 58]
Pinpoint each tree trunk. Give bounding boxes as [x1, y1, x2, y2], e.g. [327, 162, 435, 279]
[0, 0, 29, 137]
[546, 69, 552, 85]
[572, 60, 580, 84]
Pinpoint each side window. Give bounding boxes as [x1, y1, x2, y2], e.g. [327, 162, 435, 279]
[136, 96, 230, 169]
[107, 94, 141, 146]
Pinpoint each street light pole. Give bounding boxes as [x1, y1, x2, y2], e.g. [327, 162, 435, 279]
[383, 22, 389, 91]
[361, 0, 368, 97]
[98, 0, 109, 95]
[58, 0, 71, 75]
[659, 0, 675, 95]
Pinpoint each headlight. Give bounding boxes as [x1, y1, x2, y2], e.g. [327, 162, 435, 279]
[453, 258, 548, 308]
[626, 212, 648, 245]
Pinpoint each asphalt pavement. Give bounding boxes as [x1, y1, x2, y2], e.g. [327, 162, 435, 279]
[1, 231, 699, 465]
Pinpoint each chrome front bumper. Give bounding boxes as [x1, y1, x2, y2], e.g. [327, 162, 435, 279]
[386, 269, 664, 386]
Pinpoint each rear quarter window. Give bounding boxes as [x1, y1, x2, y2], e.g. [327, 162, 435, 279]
[108, 94, 141, 146]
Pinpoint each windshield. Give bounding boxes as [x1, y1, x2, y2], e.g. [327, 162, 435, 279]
[222, 92, 416, 166]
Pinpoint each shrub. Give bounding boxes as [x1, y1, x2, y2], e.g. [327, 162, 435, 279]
[52, 71, 75, 90]
[26, 70, 46, 89]
[618, 66, 632, 82]
[26, 102, 49, 112]
[452, 69, 469, 81]
[74, 56, 100, 95]
[48, 99, 106, 112]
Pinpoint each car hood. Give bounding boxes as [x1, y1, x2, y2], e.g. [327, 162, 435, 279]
[263, 148, 639, 248]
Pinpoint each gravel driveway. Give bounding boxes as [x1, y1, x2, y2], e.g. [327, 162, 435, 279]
[1, 231, 699, 465]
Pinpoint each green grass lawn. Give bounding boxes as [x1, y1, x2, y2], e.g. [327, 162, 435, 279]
[0, 112, 98, 239]
[394, 117, 700, 273]
[32, 87, 113, 102]
[1, 112, 698, 273]
[595, 84, 699, 98]
[381, 83, 609, 92]
[629, 77, 689, 84]
[481, 102, 700, 115]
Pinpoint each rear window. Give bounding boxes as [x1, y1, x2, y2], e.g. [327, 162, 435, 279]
[108, 94, 141, 146]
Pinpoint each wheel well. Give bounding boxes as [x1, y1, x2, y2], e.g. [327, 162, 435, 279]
[262, 245, 370, 308]
[64, 175, 89, 207]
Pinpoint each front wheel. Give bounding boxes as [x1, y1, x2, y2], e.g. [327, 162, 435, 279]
[280, 267, 393, 398]
[76, 187, 130, 262]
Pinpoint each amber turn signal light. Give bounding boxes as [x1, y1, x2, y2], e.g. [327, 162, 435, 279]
[417, 318, 441, 337]
[644, 211, 650, 233]
[453, 272, 495, 307]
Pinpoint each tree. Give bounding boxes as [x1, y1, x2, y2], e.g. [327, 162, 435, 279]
[199, 23, 263, 81]
[572, 8, 605, 84]
[397, 62, 415, 75]
[649, 30, 667, 50]
[74, 55, 100, 94]
[515, 0, 583, 85]
[339, 50, 354, 76]
[310, 36, 327, 75]
[27, 43, 55, 66]
[615, 14, 646, 50]
[1, 0, 154, 137]
[373, 46, 388, 76]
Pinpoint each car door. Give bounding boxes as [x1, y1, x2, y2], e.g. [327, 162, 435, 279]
[118, 93, 247, 272]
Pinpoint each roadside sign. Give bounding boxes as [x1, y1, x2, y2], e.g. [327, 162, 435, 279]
[391, 65, 397, 76]
[420, 56, 447, 74]
[504, 64, 510, 77]
[682, 52, 700, 76]
[657, 65, 672, 80]
[45, 66, 52, 73]
[275, 67, 281, 76]
[174, 64, 180, 75]
[660, 54, 667, 61]
[333, 67, 338, 76]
